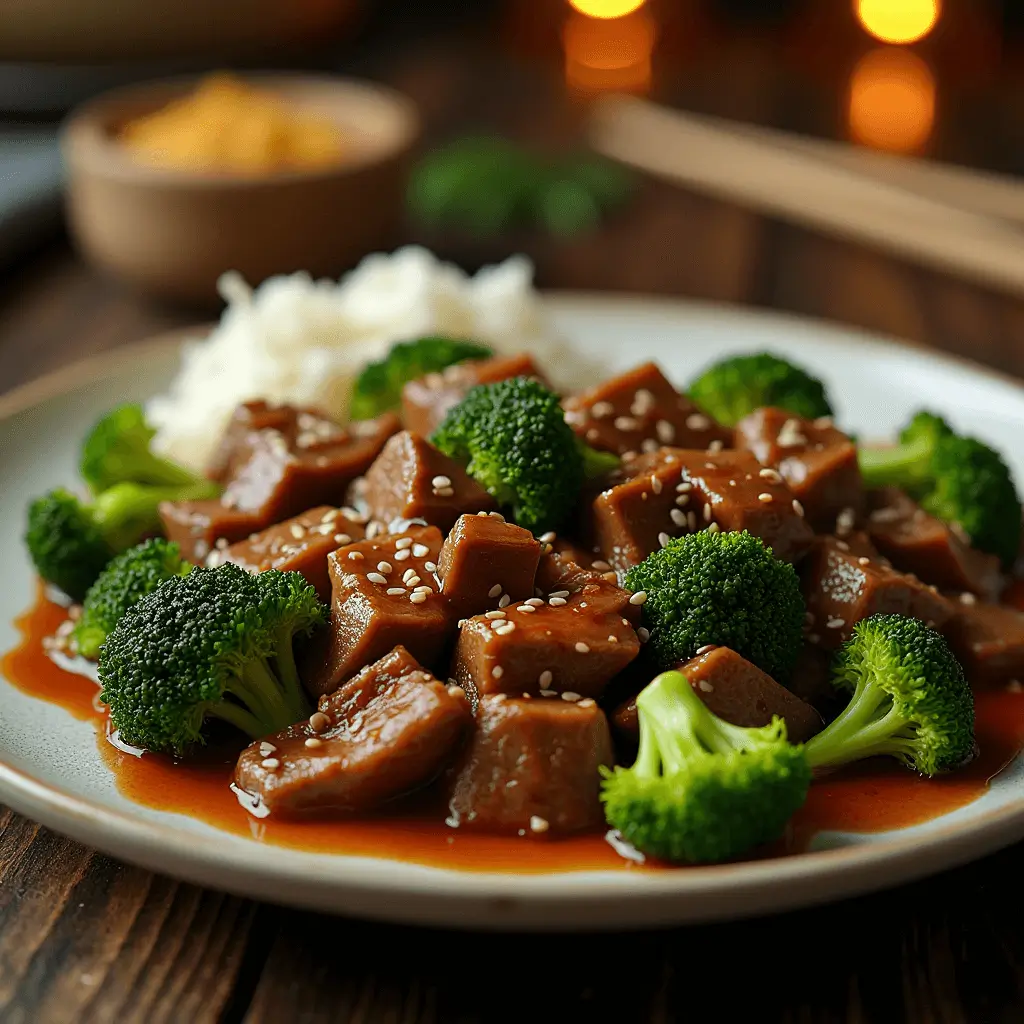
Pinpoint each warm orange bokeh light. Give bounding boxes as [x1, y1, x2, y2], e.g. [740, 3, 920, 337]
[569, 0, 646, 19]
[563, 9, 655, 95]
[847, 47, 937, 154]
[855, 0, 941, 45]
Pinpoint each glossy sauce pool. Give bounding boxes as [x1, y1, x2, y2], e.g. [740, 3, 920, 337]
[5, 586, 1024, 872]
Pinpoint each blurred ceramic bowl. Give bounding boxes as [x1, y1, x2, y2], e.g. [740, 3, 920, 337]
[60, 73, 420, 306]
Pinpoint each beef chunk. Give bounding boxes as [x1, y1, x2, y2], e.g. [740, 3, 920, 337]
[943, 597, 1024, 685]
[402, 354, 548, 437]
[802, 535, 954, 651]
[445, 694, 613, 836]
[865, 488, 1002, 600]
[584, 447, 814, 574]
[161, 408, 398, 561]
[438, 513, 542, 622]
[214, 506, 367, 601]
[611, 646, 823, 745]
[234, 647, 472, 816]
[299, 526, 450, 696]
[451, 558, 640, 698]
[734, 407, 865, 533]
[563, 362, 731, 457]
[356, 431, 497, 533]
[205, 399, 296, 483]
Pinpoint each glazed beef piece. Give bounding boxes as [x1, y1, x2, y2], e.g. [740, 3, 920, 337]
[401, 354, 548, 437]
[445, 693, 613, 836]
[205, 399, 297, 483]
[300, 526, 450, 696]
[611, 646, 823, 746]
[943, 598, 1024, 685]
[802, 535, 954, 652]
[583, 447, 815, 574]
[865, 488, 1002, 601]
[450, 555, 640, 699]
[161, 405, 399, 561]
[734, 407, 865, 533]
[354, 431, 497, 533]
[562, 362, 731, 458]
[438, 513, 542, 622]
[213, 506, 366, 601]
[234, 646, 472, 816]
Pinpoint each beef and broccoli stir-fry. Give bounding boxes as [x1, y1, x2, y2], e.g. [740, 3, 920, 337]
[24, 337, 1024, 864]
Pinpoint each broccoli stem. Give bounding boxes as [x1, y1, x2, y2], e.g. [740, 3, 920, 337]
[269, 625, 313, 723]
[207, 700, 269, 740]
[857, 434, 931, 491]
[227, 657, 306, 735]
[636, 671, 712, 769]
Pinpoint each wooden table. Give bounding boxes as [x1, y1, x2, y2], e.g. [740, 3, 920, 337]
[3, 26, 1024, 1024]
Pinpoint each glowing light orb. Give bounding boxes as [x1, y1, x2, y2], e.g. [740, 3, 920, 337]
[847, 47, 937, 154]
[855, 0, 941, 45]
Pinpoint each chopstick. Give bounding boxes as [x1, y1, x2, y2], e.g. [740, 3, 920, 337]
[587, 95, 1024, 298]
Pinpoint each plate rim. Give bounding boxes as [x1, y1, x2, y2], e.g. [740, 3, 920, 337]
[2, 291, 1024, 930]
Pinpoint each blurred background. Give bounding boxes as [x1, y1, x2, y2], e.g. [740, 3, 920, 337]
[1, 0, 1024, 379]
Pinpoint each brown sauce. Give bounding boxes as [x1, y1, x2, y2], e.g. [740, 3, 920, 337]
[5, 583, 1024, 872]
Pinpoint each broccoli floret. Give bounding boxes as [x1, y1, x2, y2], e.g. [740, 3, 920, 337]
[81, 403, 207, 495]
[688, 352, 833, 427]
[858, 411, 1021, 566]
[804, 614, 976, 776]
[350, 336, 493, 419]
[601, 670, 811, 863]
[431, 376, 614, 532]
[98, 563, 324, 755]
[624, 530, 805, 682]
[25, 479, 219, 601]
[74, 538, 193, 660]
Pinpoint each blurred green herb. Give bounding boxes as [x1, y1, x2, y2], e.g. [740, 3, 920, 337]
[407, 136, 634, 238]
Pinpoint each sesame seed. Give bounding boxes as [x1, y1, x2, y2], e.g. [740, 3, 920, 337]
[670, 508, 687, 526]
[651, 475, 663, 495]
[638, 627, 650, 642]
[539, 670, 554, 686]
[377, 561, 392, 573]
[539, 531, 556, 544]
[578, 698, 596, 709]
[686, 413, 711, 431]
[698, 680, 714, 693]
[335, 533, 352, 545]
[517, 605, 536, 613]
[792, 499, 805, 517]
[575, 642, 590, 653]
[629, 591, 648, 606]
[395, 537, 413, 549]
[677, 481, 693, 492]
[687, 511, 697, 531]
[550, 590, 571, 598]
[424, 561, 437, 572]
[592, 560, 611, 572]
[394, 548, 411, 561]
[386, 587, 407, 596]
[758, 493, 774, 503]
[492, 666, 504, 679]
[656, 419, 675, 443]
[827, 617, 846, 629]
[367, 572, 388, 584]
[526, 598, 545, 607]
[309, 712, 331, 733]
[259, 741, 276, 756]
[675, 493, 690, 507]
[960, 592, 978, 605]
[261, 758, 280, 770]
[707, 440, 725, 453]
[658, 532, 671, 548]
[499, 594, 511, 608]
[614, 416, 639, 431]
[410, 592, 428, 604]
[432, 475, 452, 488]
[608, 635, 619, 643]
[758, 467, 783, 483]
[835, 541, 849, 552]
[858, 556, 871, 566]
[434, 487, 455, 498]
[530, 815, 550, 833]
[495, 622, 516, 635]
[485, 610, 507, 619]
[548, 597, 567, 607]
[703, 503, 712, 522]
[305, 737, 323, 749]
[488, 583, 502, 598]
[402, 568, 417, 582]
[412, 544, 430, 558]
[707, 522, 720, 534]
[591, 400, 614, 419]
[561, 691, 582, 702]
[348, 550, 364, 560]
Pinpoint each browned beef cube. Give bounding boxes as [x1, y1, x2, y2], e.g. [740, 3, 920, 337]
[734, 407, 865, 533]
[356, 430, 497, 534]
[451, 562, 640, 699]
[445, 694, 613, 836]
[534, 550, 640, 624]
[563, 362, 731, 457]
[943, 598, 1024, 685]
[438, 513, 542, 622]
[161, 409, 399, 561]
[584, 447, 814, 574]
[213, 506, 366, 601]
[865, 488, 1002, 600]
[611, 646, 822, 745]
[234, 646, 472, 816]
[205, 399, 297, 483]
[401, 354, 548, 437]
[299, 526, 450, 696]
[802, 535, 954, 651]
[546, 536, 619, 583]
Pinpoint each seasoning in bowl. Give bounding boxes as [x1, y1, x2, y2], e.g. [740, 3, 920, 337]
[117, 73, 348, 175]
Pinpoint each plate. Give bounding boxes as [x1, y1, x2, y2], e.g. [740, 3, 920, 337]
[2, 293, 1024, 933]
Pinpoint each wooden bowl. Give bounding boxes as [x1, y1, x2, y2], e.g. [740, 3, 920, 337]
[60, 73, 420, 306]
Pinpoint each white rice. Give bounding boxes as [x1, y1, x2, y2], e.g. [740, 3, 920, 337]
[147, 246, 571, 472]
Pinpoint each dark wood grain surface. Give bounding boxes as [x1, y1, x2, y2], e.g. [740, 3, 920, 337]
[3, 17, 1024, 1022]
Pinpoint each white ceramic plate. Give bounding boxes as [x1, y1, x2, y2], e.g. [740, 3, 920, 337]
[3, 293, 1024, 933]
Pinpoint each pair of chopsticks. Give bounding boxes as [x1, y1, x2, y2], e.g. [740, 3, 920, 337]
[587, 95, 1024, 298]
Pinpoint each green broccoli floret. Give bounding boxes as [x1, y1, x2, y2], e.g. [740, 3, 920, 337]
[431, 376, 615, 532]
[858, 411, 1021, 566]
[81, 403, 207, 495]
[74, 538, 193, 660]
[688, 352, 833, 427]
[624, 530, 805, 682]
[350, 336, 493, 419]
[601, 670, 811, 863]
[804, 614, 976, 776]
[98, 563, 324, 755]
[25, 479, 219, 602]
